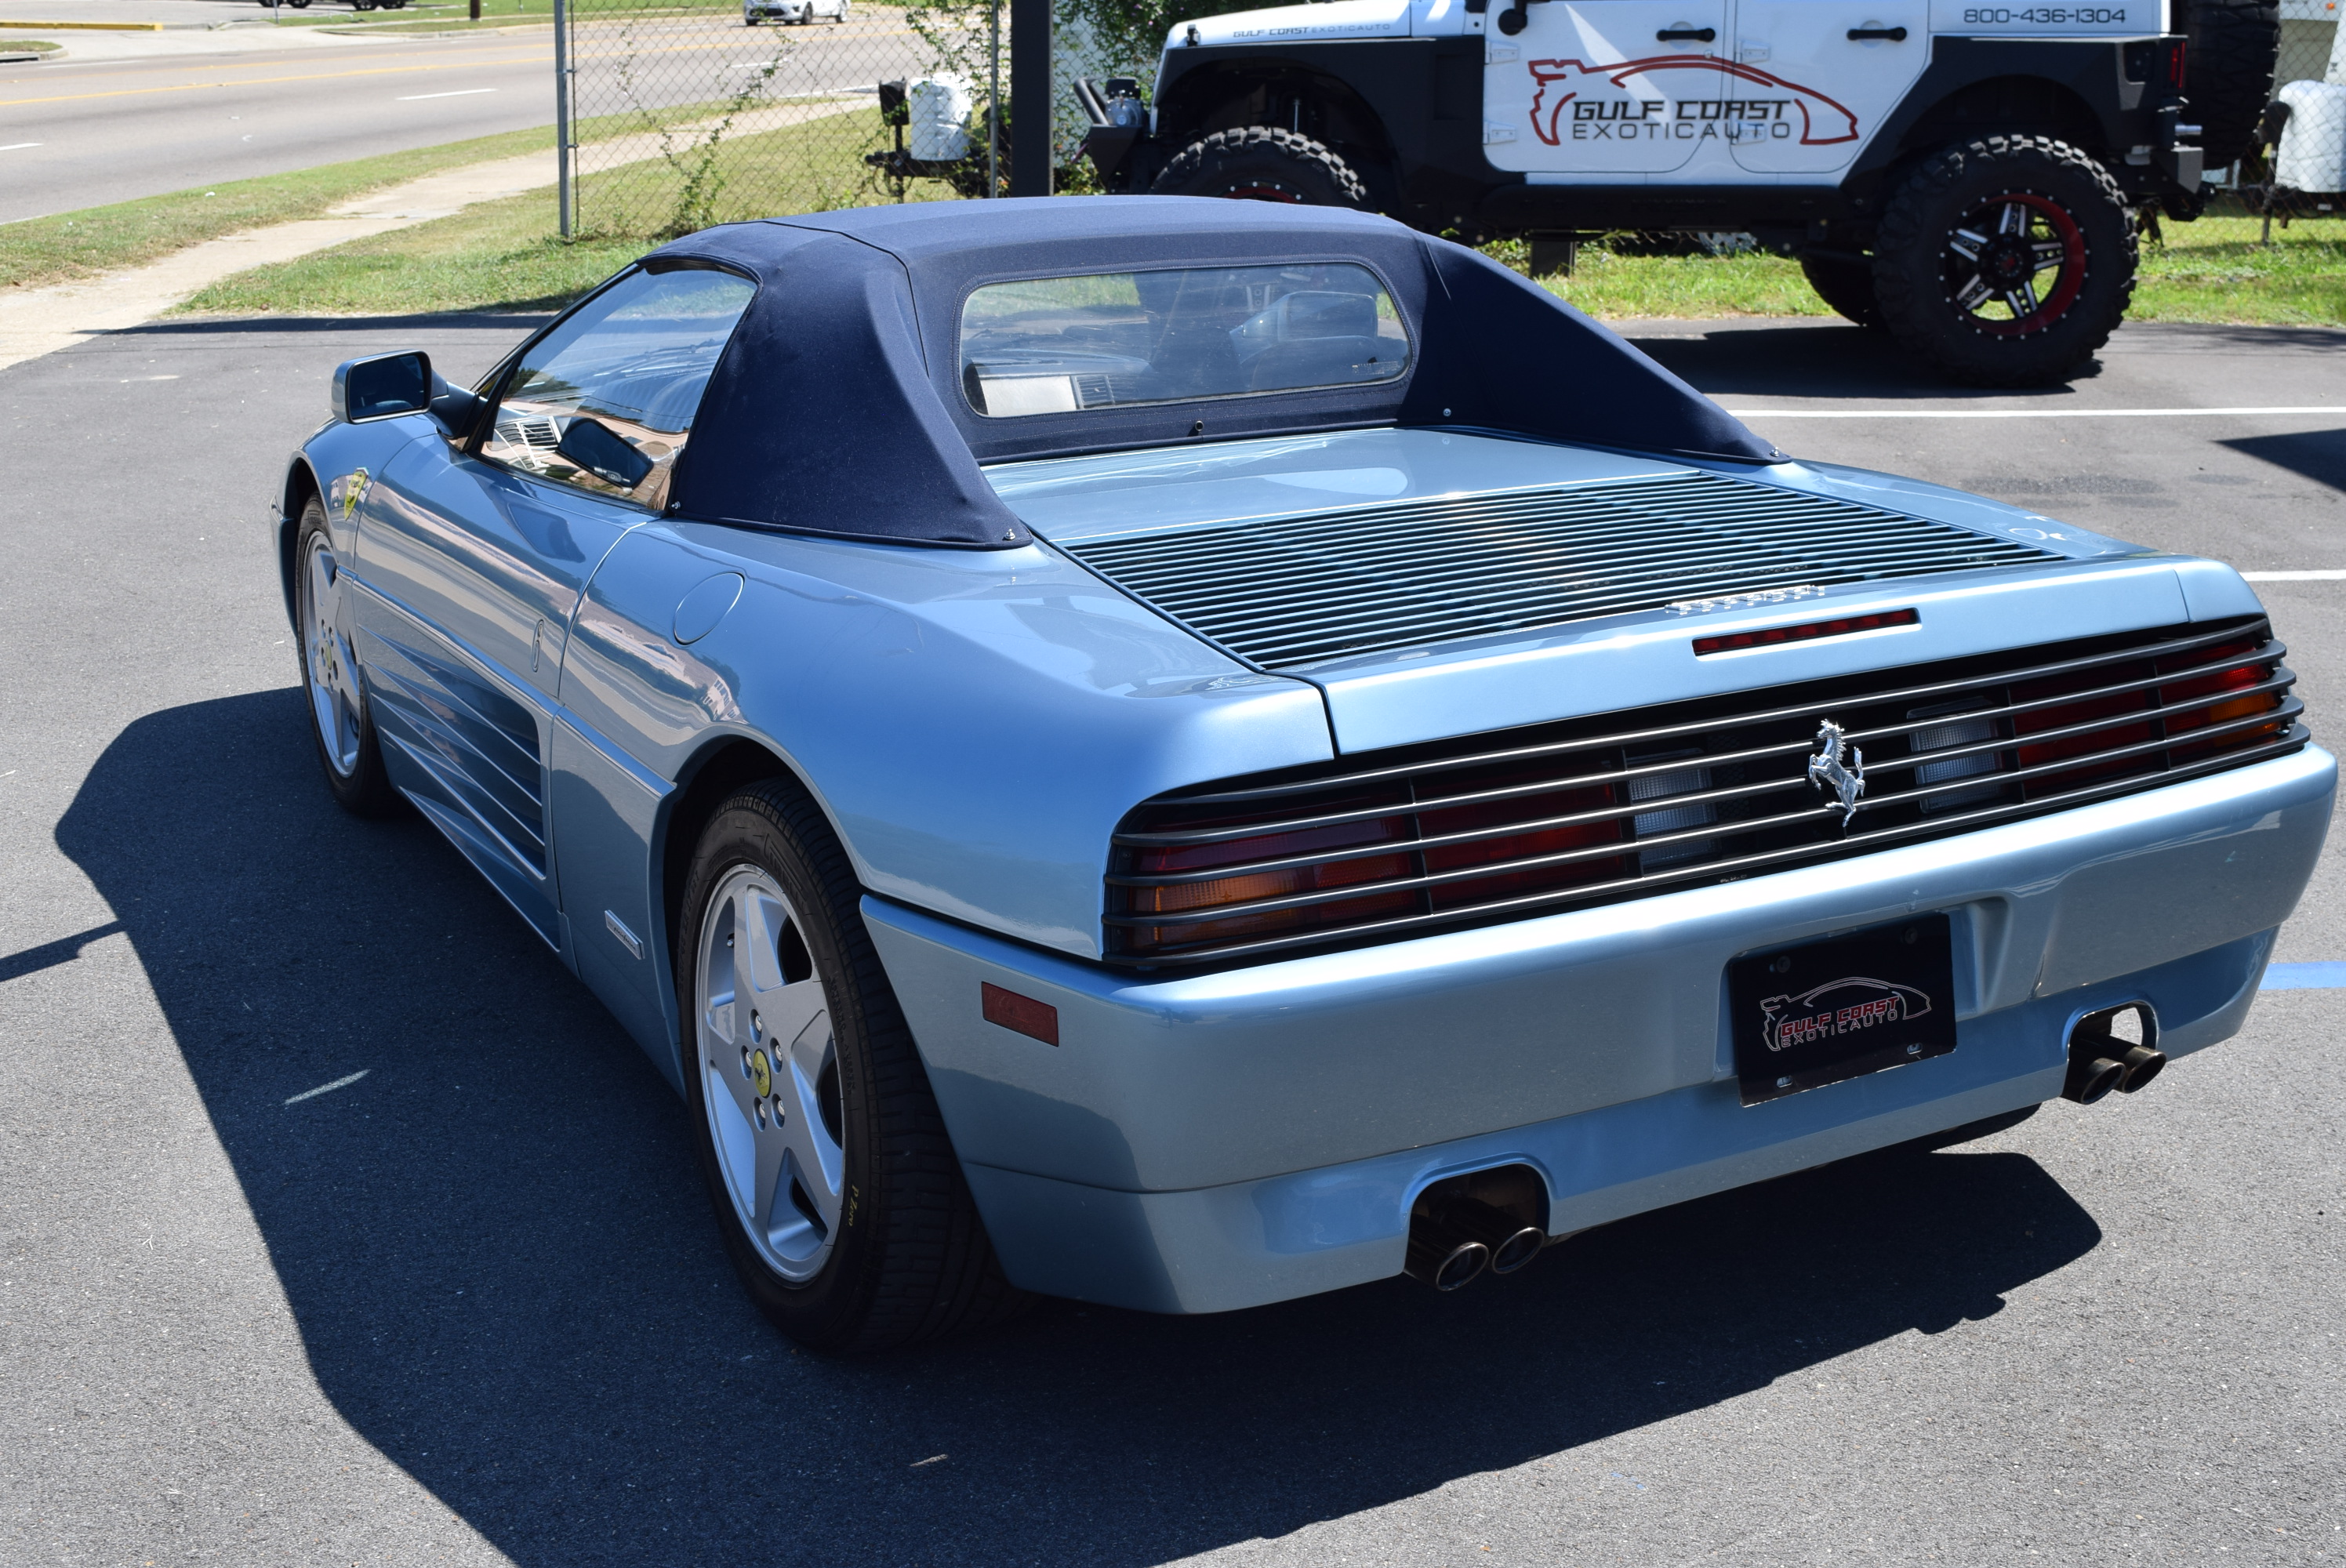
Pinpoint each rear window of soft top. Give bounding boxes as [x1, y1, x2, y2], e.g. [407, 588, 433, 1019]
[958, 263, 1409, 418]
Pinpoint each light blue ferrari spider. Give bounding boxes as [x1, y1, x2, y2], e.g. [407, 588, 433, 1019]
[274, 198, 2331, 1352]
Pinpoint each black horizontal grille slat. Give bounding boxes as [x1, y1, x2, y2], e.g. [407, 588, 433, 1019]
[1062, 472, 2062, 669]
[1102, 618, 2305, 967]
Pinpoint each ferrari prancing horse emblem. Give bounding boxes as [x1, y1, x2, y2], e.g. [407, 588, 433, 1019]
[1807, 719, 1865, 829]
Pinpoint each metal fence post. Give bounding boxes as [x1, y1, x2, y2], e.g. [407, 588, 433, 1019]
[988, 0, 1001, 197]
[554, 0, 573, 238]
[1009, 0, 1049, 195]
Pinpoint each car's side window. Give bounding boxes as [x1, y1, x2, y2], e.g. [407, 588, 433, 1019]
[480, 266, 756, 511]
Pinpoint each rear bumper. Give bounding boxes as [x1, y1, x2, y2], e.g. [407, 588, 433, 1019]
[863, 746, 2334, 1313]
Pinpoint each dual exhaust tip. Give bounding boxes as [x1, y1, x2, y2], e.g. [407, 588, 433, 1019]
[1404, 1189, 1546, 1293]
[2063, 1001, 2165, 1105]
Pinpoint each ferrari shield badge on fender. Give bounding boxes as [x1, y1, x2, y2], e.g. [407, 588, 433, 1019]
[1807, 719, 1865, 829]
[329, 468, 371, 524]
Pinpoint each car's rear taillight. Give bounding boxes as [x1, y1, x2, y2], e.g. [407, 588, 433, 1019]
[2159, 639, 2287, 760]
[2011, 657, 2160, 793]
[1120, 810, 1419, 951]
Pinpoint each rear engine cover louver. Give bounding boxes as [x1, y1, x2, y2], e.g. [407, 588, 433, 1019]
[1061, 470, 2063, 670]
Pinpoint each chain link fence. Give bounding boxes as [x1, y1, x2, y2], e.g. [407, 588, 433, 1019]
[2250, 9, 2346, 223]
[553, 0, 1011, 238]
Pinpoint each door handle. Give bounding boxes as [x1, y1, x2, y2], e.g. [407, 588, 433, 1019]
[1847, 25, 1908, 38]
[1656, 26, 1716, 40]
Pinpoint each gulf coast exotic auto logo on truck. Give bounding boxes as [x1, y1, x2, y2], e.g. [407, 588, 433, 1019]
[1759, 977, 1935, 1054]
[1527, 55, 1861, 148]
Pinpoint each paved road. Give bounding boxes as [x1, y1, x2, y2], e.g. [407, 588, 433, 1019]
[0, 5, 921, 223]
[0, 316, 2341, 1566]
[0, 33, 557, 223]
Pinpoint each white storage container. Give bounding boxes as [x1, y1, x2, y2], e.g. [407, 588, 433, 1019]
[908, 77, 973, 162]
[2275, 78, 2346, 191]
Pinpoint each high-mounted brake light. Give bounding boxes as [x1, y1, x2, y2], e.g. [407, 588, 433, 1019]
[1693, 608, 1919, 657]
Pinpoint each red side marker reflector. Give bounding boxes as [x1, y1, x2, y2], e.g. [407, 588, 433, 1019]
[1694, 607, 1919, 657]
[981, 982, 1059, 1045]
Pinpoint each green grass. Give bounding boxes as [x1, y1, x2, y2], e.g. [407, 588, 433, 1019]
[2132, 213, 2346, 325]
[0, 38, 64, 51]
[0, 98, 790, 293]
[1496, 238, 1833, 321]
[1491, 210, 2346, 325]
[176, 106, 959, 316]
[148, 114, 2346, 325]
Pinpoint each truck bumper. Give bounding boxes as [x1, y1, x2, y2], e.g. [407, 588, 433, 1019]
[862, 747, 2335, 1315]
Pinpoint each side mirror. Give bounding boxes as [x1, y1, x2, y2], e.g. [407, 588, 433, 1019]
[554, 416, 655, 491]
[332, 351, 434, 423]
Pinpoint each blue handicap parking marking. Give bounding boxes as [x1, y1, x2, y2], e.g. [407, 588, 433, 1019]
[2261, 962, 2346, 991]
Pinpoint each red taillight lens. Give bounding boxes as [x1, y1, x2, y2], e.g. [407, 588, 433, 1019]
[2011, 659, 2159, 792]
[2159, 640, 2285, 761]
[1116, 760, 1630, 954]
[2170, 38, 2188, 89]
[1121, 808, 1418, 950]
[1418, 761, 1624, 908]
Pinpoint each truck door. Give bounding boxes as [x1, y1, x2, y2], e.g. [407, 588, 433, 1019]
[1723, 0, 1927, 174]
[1481, 0, 1733, 174]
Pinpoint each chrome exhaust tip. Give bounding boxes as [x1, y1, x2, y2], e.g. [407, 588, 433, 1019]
[2063, 1052, 2126, 1105]
[1489, 1222, 1546, 1275]
[2117, 1043, 2166, 1093]
[1405, 1234, 1491, 1291]
[1405, 1167, 1550, 1290]
[2065, 1003, 2161, 1104]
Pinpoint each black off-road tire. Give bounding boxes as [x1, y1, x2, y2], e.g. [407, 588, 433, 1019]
[1150, 125, 1367, 206]
[2183, 0, 2282, 171]
[1872, 136, 2136, 388]
[1799, 252, 1883, 328]
[676, 780, 1029, 1354]
[292, 498, 402, 818]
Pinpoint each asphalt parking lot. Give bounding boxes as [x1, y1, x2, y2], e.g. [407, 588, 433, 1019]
[2, 314, 2341, 1566]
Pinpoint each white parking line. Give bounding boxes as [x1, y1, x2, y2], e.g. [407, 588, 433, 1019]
[1725, 406, 2346, 419]
[284, 1069, 369, 1105]
[2242, 571, 2346, 581]
[395, 88, 498, 100]
[0, 142, 40, 152]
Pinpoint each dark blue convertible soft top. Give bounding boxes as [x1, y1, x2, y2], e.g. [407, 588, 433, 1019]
[652, 198, 1780, 549]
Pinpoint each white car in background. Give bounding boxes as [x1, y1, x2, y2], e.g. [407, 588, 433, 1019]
[745, 0, 844, 23]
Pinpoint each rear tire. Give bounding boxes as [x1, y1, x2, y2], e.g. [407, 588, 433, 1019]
[1872, 136, 2135, 387]
[1799, 252, 1883, 328]
[676, 780, 1029, 1354]
[2182, 0, 2282, 171]
[1149, 125, 1367, 207]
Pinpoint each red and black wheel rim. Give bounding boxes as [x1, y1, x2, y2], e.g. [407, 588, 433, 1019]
[1941, 191, 2087, 337]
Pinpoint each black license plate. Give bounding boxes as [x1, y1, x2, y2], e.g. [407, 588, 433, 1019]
[1730, 913, 1958, 1106]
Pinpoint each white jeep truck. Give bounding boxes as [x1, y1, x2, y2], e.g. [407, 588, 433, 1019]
[1080, 0, 2279, 383]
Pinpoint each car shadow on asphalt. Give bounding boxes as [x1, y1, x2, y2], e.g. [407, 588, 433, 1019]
[53, 691, 2103, 1568]
[1622, 321, 2094, 403]
[2221, 429, 2346, 494]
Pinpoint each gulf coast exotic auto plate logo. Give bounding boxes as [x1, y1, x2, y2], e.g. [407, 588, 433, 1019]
[1527, 55, 1861, 148]
[1759, 975, 1935, 1054]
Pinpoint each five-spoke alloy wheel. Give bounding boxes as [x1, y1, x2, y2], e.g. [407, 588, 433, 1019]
[675, 781, 1025, 1352]
[693, 865, 847, 1283]
[292, 495, 401, 815]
